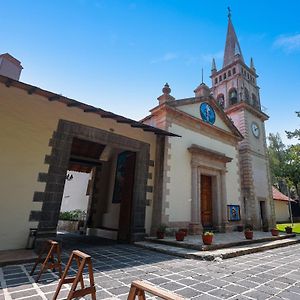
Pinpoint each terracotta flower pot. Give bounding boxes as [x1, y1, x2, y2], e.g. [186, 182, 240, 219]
[285, 227, 293, 234]
[244, 230, 253, 240]
[175, 231, 185, 241]
[202, 234, 213, 245]
[271, 229, 279, 236]
[179, 228, 188, 236]
[156, 231, 165, 239]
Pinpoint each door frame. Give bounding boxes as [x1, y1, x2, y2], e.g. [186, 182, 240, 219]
[34, 119, 150, 243]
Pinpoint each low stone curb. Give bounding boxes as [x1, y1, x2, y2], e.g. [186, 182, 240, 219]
[135, 236, 300, 261]
[145, 233, 296, 251]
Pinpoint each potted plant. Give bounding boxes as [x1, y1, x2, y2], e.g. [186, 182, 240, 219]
[244, 224, 253, 240]
[175, 230, 185, 241]
[271, 228, 279, 236]
[156, 224, 167, 239]
[202, 231, 214, 245]
[285, 226, 293, 234]
[179, 228, 188, 236]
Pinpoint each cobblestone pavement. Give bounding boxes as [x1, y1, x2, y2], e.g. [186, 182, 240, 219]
[1, 243, 300, 300]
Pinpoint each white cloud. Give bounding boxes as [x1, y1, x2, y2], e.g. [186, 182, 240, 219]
[151, 52, 179, 64]
[274, 34, 300, 52]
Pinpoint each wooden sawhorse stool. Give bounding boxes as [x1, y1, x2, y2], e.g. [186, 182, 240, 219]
[30, 240, 62, 283]
[52, 250, 96, 300]
[127, 280, 185, 300]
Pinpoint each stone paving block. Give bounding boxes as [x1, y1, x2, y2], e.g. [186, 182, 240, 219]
[5, 277, 31, 287]
[206, 279, 228, 288]
[192, 293, 220, 299]
[192, 274, 214, 282]
[223, 283, 248, 294]
[45, 289, 70, 300]
[276, 291, 300, 300]
[159, 281, 186, 291]
[243, 290, 271, 300]
[108, 285, 130, 295]
[96, 289, 113, 298]
[177, 277, 199, 286]
[176, 287, 201, 298]
[208, 287, 237, 299]
[99, 280, 124, 289]
[256, 284, 281, 296]
[266, 279, 290, 289]
[10, 288, 38, 299]
[237, 279, 260, 288]
[7, 283, 34, 293]
[286, 286, 300, 295]
[192, 282, 216, 292]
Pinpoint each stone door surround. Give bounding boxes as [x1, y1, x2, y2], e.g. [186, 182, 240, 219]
[188, 144, 232, 233]
[34, 119, 150, 242]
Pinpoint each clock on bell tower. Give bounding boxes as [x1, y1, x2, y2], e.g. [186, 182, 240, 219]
[210, 11, 276, 229]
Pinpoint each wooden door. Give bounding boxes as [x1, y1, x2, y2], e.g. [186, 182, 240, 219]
[201, 175, 213, 227]
[117, 151, 136, 241]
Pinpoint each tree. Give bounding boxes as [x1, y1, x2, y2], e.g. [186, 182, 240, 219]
[286, 111, 300, 140]
[267, 133, 286, 189]
[267, 133, 300, 199]
[284, 144, 300, 198]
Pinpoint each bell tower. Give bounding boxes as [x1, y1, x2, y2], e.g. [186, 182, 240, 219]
[211, 9, 275, 229]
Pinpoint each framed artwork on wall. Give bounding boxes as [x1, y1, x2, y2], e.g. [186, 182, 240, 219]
[227, 205, 241, 221]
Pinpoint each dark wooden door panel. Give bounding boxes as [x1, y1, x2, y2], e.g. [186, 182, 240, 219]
[201, 175, 213, 227]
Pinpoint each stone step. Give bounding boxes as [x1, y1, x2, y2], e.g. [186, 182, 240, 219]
[135, 236, 300, 261]
[145, 233, 296, 251]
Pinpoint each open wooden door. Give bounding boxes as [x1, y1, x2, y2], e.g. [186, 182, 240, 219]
[115, 151, 136, 241]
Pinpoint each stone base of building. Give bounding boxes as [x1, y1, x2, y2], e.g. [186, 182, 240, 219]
[188, 223, 203, 235]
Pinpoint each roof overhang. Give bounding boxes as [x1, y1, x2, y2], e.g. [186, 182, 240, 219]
[0, 75, 180, 137]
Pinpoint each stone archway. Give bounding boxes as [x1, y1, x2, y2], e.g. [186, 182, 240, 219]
[35, 119, 150, 243]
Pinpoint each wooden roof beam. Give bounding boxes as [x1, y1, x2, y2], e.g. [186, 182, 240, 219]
[48, 95, 61, 101]
[27, 87, 37, 95]
[5, 79, 13, 87]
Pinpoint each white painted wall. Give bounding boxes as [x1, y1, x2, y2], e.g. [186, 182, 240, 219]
[274, 201, 290, 223]
[167, 122, 241, 222]
[177, 102, 230, 132]
[60, 171, 91, 212]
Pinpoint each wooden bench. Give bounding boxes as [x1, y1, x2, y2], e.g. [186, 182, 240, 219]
[127, 280, 185, 300]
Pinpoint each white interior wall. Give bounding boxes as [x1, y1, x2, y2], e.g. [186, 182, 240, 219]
[60, 171, 91, 212]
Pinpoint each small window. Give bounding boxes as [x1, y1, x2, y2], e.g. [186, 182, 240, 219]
[219, 75, 222, 82]
[252, 93, 258, 107]
[233, 68, 236, 74]
[247, 73, 250, 79]
[215, 78, 218, 84]
[244, 88, 250, 103]
[223, 73, 226, 79]
[229, 88, 238, 105]
[228, 70, 231, 77]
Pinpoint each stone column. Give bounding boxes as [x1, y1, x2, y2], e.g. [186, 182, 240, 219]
[189, 162, 202, 234]
[220, 170, 230, 232]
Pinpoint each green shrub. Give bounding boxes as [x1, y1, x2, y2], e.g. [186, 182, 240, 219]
[59, 209, 85, 221]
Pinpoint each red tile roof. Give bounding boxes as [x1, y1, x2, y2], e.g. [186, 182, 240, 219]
[272, 186, 294, 202]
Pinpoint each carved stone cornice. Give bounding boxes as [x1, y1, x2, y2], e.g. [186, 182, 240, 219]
[188, 144, 232, 163]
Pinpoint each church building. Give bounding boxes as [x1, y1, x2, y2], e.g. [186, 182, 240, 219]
[0, 13, 275, 251]
[143, 12, 275, 233]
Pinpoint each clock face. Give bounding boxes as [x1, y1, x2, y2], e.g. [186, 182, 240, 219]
[251, 122, 260, 138]
[200, 102, 216, 125]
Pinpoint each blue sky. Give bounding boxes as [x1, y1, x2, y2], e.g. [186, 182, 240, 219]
[1, 0, 299, 145]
